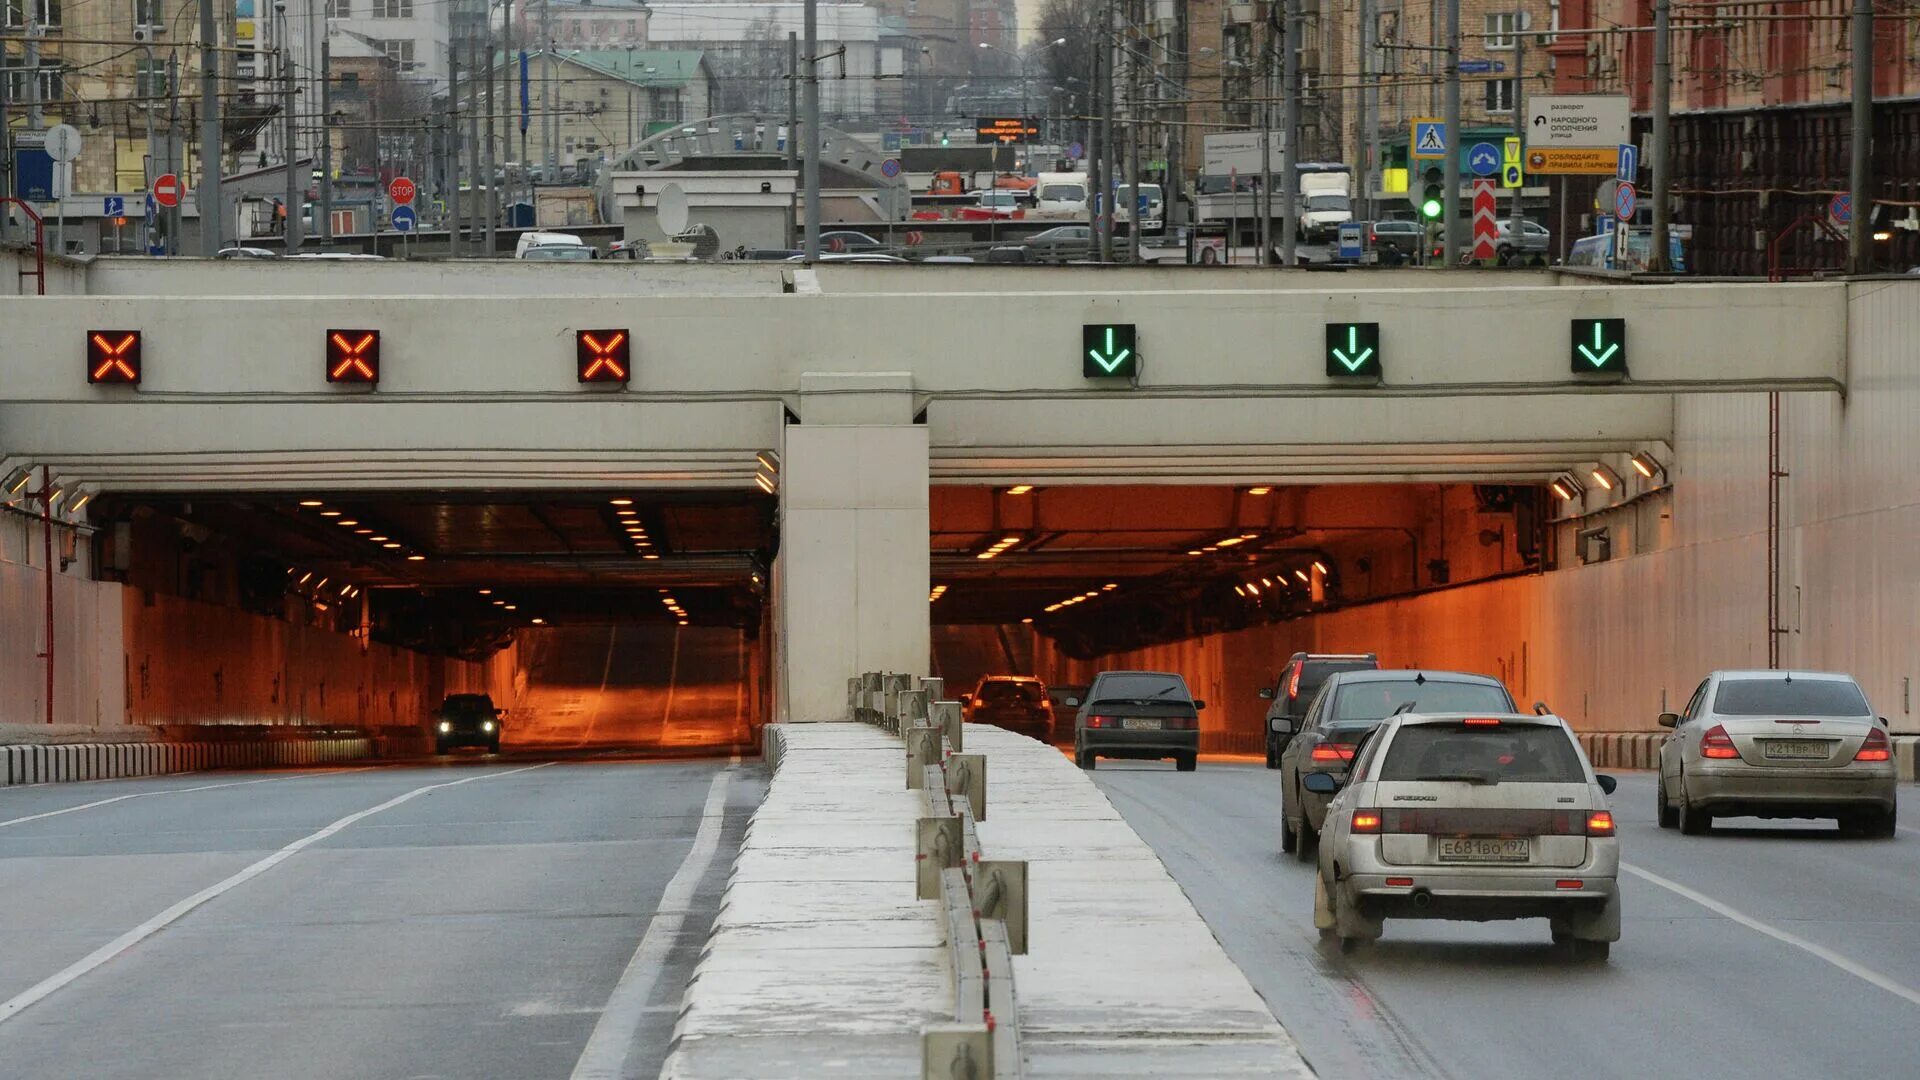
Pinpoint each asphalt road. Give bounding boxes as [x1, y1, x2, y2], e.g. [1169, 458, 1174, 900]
[0, 755, 764, 1079]
[1094, 761, 1920, 1080]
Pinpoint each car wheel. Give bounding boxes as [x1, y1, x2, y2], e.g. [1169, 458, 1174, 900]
[488, 739, 501, 754]
[1656, 775, 1679, 829]
[434, 738, 448, 755]
[1678, 790, 1712, 835]
[1872, 805, 1899, 839]
[1331, 878, 1381, 946]
[1571, 939, 1611, 962]
[1176, 753, 1198, 772]
[1313, 874, 1336, 935]
[1293, 810, 1317, 863]
[1281, 815, 1299, 853]
[1265, 739, 1280, 770]
[1076, 747, 1096, 770]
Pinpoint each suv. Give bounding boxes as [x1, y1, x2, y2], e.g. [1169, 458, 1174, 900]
[964, 676, 1054, 741]
[1262, 652, 1380, 768]
[1495, 219, 1551, 264]
[1074, 670, 1205, 771]
[434, 693, 504, 754]
[1368, 220, 1424, 265]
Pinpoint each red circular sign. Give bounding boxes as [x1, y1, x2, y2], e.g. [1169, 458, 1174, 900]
[153, 173, 181, 208]
[388, 176, 416, 206]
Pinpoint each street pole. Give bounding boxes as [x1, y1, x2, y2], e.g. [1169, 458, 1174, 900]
[802, 0, 821, 259]
[484, 20, 498, 255]
[167, 53, 181, 252]
[1441, 0, 1462, 265]
[1167, 0, 1188, 229]
[25, 18, 42, 128]
[449, 45, 463, 255]
[0, 33, 11, 245]
[1649, 0, 1671, 271]
[541, 5, 556, 179]
[1359, 0, 1374, 223]
[1259, 13, 1273, 265]
[1509, 26, 1525, 240]
[467, 33, 482, 254]
[787, 32, 799, 172]
[1087, 33, 1103, 251]
[1848, 0, 1872, 274]
[1099, 0, 1118, 262]
[319, 27, 334, 243]
[199, 0, 224, 253]
[1126, 6, 1141, 265]
[1280, 0, 1299, 266]
[281, 13, 301, 253]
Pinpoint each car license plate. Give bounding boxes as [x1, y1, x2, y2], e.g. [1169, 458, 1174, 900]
[1437, 837, 1531, 863]
[1121, 718, 1160, 731]
[1762, 739, 1828, 760]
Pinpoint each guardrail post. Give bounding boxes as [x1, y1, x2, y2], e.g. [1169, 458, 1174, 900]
[947, 753, 986, 821]
[922, 1023, 992, 1079]
[918, 814, 962, 899]
[901, 689, 930, 728]
[932, 699, 963, 752]
[976, 860, 1029, 954]
[883, 673, 912, 733]
[921, 677, 945, 703]
[906, 725, 943, 789]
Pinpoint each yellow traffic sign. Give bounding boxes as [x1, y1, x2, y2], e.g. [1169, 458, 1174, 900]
[1502, 163, 1524, 189]
[1524, 147, 1618, 175]
[1503, 137, 1522, 165]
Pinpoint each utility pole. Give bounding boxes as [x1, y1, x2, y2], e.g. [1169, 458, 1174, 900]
[167, 52, 182, 252]
[484, 15, 498, 255]
[449, 44, 463, 255]
[541, 2, 556, 179]
[786, 32, 798, 172]
[1358, 0, 1375, 222]
[1099, 0, 1118, 262]
[1087, 23, 1103, 251]
[0, 33, 11, 245]
[280, 9, 302, 254]
[1280, 0, 1299, 266]
[1848, 0, 1872, 274]
[802, 0, 820, 258]
[1441, 0, 1462, 265]
[199, 0, 224, 253]
[466, 33, 482, 254]
[1509, 25, 1525, 240]
[1166, 0, 1187, 230]
[1649, 0, 1671, 271]
[24, 16, 43, 128]
[1126, 0, 1141, 265]
[1258, 11, 1273, 265]
[319, 27, 334, 243]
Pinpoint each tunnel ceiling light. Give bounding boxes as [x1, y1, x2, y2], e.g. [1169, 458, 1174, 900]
[1044, 603, 1063, 612]
[3, 467, 30, 496]
[319, 510, 342, 518]
[46, 487, 64, 507]
[493, 600, 507, 606]
[382, 542, 402, 550]
[678, 619, 689, 626]
[1313, 560, 1330, 576]
[643, 553, 660, 560]
[1630, 452, 1662, 479]
[504, 604, 518, 611]
[609, 497, 634, 506]
[1549, 475, 1583, 501]
[340, 583, 353, 595]
[1186, 549, 1203, 556]
[406, 554, 426, 562]
[1246, 486, 1272, 496]
[299, 572, 313, 585]
[1102, 583, 1118, 591]
[369, 534, 389, 542]
[1293, 569, 1310, 584]
[928, 585, 948, 602]
[1234, 584, 1247, 596]
[756, 450, 780, 474]
[1590, 466, 1617, 491]
[298, 500, 324, 507]
[478, 588, 492, 595]
[337, 519, 359, 526]
[1005, 484, 1034, 495]
[1246, 581, 1260, 595]
[315, 577, 329, 590]
[354, 528, 374, 536]
[754, 472, 777, 495]
[531, 617, 546, 625]
[66, 491, 92, 514]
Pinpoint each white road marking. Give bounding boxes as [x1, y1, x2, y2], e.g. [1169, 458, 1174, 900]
[1623, 863, 1920, 1008]
[0, 762, 552, 1026]
[570, 761, 737, 1080]
[0, 768, 379, 831]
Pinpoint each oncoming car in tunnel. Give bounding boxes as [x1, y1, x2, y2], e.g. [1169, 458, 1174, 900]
[435, 693, 505, 754]
[1306, 712, 1621, 959]
[963, 675, 1055, 740]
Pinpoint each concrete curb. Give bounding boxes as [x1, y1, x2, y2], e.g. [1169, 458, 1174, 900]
[0, 737, 373, 786]
[1576, 731, 1920, 781]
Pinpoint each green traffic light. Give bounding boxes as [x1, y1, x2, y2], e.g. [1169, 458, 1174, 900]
[1421, 199, 1442, 219]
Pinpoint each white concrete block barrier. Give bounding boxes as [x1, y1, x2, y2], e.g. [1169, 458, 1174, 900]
[1577, 732, 1920, 781]
[1, 736, 374, 787]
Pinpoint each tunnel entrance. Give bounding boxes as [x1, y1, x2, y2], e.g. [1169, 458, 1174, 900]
[90, 489, 776, 755]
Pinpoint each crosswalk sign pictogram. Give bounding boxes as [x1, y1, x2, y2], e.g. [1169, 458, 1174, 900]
[1412, 119, 1448, 159]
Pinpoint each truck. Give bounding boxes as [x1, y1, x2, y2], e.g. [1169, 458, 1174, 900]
[909, 168, 1037, 217]
[1295, 163, 1354, 242]
[1032, 172, 1091, 219]
[1192, 163, 1352, 246]
[1113, 183, 1166, 234]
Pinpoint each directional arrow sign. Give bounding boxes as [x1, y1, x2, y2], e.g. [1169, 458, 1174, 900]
[1082, 323, 1138, 378]
[1325, 322, 1382, 379]
[1570, 318, 1627, 375]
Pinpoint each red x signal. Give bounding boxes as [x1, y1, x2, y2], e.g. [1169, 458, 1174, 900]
[577, 329, 631, 384]
[86, 331, 142, 384]
[326, 330, 380, 384]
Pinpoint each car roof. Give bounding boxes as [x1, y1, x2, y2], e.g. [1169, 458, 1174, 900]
[1711, 669, 1856, 681]
[1096, 670, 1182, 679]
[1390, 711, 1562, 727]
[979, 675, 1041, 683]
[1325, 669, 1504, 686]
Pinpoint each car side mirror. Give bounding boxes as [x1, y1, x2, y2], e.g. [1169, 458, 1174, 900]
[1657, 712, 1679, 728]
[1532, 701, 1552, 716]
[1596, 774, 1618, 795]
[1301, 771, 1341, 794]
[1193, 700, 1206, 711]
[1257, 687, 1275, 700]
[495, 709, 507, 718]
[959, 694, 972, 704]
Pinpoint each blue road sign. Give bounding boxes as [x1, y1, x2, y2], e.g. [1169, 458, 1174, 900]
[1413, 121, 1448, 157]
[1595, 214, 1616, 234]
[880, 157, 901, 179]
[1614, 182, 1637, 221]
[1617, 143, 1638, 181]
[390, 204, 418, 232]
[1468, 142, 1500, 177]
[1459, 60, 1495, 75]
[103, 195, 125, 216]
[1829, 192, 1853, 224]
[1138, 193, 1150, 213]
[1337, 222, 1364, 260]
[1068, 141, 1085, 159]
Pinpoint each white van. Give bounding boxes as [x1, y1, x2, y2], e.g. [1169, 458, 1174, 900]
[1033, 172, 1090, 219]
[514, 231, 587, 258]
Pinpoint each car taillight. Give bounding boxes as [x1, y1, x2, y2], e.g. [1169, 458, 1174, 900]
[1087, 715, 1115, 728]
[1310, 742, 1357, 762]
[1586, 811, 1615, 836]
[1854, 727, 1892, 762]
[1168, 716, 1199, 730]
[1287, 665, 1302, 701]
[1351, 810, 1383, 834]
[1463, 717, 1503, 727]
[1701, 724, 1739, 759]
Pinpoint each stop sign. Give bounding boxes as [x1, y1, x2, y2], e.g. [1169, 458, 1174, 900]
[388, 176, 416, 206]
[153, 173, 181, 208]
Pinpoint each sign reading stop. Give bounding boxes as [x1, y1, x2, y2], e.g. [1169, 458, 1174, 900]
[153, 173, 181, 208]
[388, 176, 416, 206]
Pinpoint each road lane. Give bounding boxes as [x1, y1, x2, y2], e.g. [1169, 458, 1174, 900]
[0, 757, 763, 1079]
[1095, 761, 1920, 1080]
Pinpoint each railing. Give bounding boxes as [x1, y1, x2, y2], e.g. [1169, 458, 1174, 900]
[850, 672, 1025, 1079]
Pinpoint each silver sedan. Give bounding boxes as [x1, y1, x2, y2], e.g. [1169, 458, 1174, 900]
[1656, 670, 1897, 836]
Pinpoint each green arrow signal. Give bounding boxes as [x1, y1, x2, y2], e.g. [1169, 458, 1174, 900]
[1576, 322, 1619, 367]
[1331, 326, 1375, 372]
[1087, 326, 1132, 373]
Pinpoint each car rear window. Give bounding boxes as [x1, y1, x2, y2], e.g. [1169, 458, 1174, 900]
[1093, 673, 1191, 702]
[1378, 723, 1586, 784]
[1332, 680, 1514, 722]
[1714, 678, 1870, 717]
[1295, 660, 1378, 701]
[978, 681, 1044, 704]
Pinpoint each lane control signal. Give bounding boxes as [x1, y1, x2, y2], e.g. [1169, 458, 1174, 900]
[577, 329, 632, 384]
[326, 330, 381, 384]
[86, 331, 142, 384]
[1570, 318, 1627, 376]
[1325, 322, 1382, 378]
[1083, 324, 1138, 379]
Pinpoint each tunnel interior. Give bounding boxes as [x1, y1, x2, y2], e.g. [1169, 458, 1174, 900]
[90, 489, 777, 752]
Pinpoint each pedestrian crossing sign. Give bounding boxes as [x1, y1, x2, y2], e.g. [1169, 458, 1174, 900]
[1412, 119, 1448, 159]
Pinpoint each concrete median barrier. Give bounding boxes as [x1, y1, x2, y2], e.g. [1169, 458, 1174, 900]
[1, 731, 377, 787]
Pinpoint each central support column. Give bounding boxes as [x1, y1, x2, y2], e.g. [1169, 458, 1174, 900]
[777, 373, 930, 723]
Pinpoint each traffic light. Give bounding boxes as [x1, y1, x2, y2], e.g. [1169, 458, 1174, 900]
[325, 330, 380, 384]
[85, 331, 142, 384]
[1082, 324, 1138, 379]
[1570, 318, 1627, 376]
[1324, 323, 1382, 379]
[1419, 166, 1445, 220]
[576, 329, 632, 384]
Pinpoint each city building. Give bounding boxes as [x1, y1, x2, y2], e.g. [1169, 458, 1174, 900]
[513, 0, 650, 50]
[646, 3, 895, 122]
[485, 48, 717, 170]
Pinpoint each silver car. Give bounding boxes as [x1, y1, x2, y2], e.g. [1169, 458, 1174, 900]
[1656, 670, 1896, 837]
[1307, 712, 1621, 959]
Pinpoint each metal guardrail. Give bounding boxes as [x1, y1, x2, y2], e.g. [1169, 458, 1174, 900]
[851, 673, 1024, 1079]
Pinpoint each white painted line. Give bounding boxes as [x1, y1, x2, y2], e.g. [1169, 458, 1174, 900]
[0, 768, 379, 831]
[0, 762, 552, 1026]
[1623, 862, 1920, 1008]
[570, 761, 736, 1080]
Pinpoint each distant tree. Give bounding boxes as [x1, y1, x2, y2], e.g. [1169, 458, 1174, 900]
[1037, 0, 1101, 141]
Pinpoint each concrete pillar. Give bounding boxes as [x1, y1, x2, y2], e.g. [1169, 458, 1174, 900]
[778, 373, 931, 723]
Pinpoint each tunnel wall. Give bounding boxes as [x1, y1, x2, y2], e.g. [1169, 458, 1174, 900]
[0, 519, 124, 728]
